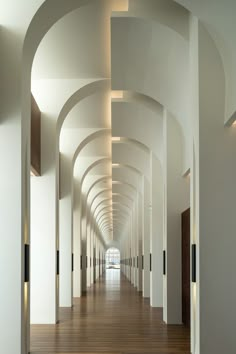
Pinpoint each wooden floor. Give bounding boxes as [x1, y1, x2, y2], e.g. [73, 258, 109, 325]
[31, 270, 190, 354]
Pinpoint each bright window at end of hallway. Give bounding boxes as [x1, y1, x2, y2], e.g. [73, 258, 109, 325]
[106, 248, 120, 269]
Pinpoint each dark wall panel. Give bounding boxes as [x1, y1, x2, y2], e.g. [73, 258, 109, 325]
[31, 94, 41, 176]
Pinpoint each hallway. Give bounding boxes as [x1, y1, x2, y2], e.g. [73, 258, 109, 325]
[31, 270, 190, 354]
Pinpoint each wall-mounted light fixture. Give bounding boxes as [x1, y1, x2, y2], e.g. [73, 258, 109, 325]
[192, 244, 196, 282]
[163, 250, 166, 275]
[56, 250, 59, 275]
[24, 244, 30, 282]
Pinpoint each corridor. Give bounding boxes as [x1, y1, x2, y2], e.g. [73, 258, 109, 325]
[31, 270, 190, 354]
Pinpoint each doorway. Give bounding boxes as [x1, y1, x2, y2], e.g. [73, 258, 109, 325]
[106, 248, 120, 269]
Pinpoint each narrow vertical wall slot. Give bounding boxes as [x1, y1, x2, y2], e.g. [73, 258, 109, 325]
[192, 244, 196, 282]
[137, 256, 138, 268]
[72, 253, 74, 272]
[142, 255, 144, 270]
[163, 250, 166, 275]
[24, 244, 30, 282]
[56, 250, 59, 275]
[150, 253, 152, 272]
[80, 255, 83, 270]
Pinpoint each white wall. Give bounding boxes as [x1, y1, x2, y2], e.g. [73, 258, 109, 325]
[163, 110, 190, 324]
[142, 176, 150, 298]
[150, 153, 163, 307]
[31, 113, 58, 324]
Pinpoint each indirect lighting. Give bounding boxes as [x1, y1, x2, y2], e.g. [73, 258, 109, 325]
[112, 163, 120, 167]
[24, 282, 28, 307]
[183, 168, 190, 179]
[24, 244, 30, 283]
[111, 0, 129, 12]
[192, 244, 196, 282]
[111, 90, 123, 99]
[112, 137, 121, 141]
[232, 120, 236, 126]
[30, 170, 36, 177]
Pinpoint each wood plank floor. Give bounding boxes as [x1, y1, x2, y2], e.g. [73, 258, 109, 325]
[31, 270, 190, 354]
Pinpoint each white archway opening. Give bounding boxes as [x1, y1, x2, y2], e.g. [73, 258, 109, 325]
[106, 248, 120, 270]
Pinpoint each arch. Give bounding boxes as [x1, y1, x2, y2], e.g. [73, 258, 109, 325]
[106, 247, 120, 269]
[58, 80, 110, 133]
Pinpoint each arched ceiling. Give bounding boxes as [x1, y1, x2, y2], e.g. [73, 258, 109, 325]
[30, 0, 232, 247]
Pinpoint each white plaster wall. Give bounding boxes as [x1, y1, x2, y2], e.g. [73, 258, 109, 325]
[196, 21, 236, 354]
[150, 153, 163, 307]
[111, 15, 191, 170]
[163, 110, 190, 324]
[112, 101, 163, 161]
[73, 181, 82, 297]
[31, 113, 58, 324]
[142, 176, 150, 298]
[0, 1, 46, 351]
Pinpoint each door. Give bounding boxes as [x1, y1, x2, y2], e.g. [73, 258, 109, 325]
[182, 208, 190, 327]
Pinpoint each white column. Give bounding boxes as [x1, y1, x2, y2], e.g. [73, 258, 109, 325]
[163, 109, 190, 324]
[86, 220, 91, 287]
[150, 152, 163, 307]
[0, 61, 30, 354]
[142, 176, 150, 297]
[31, 115, 59, 324]
[73, 181, 81, 297]
[59, 154, 73, 307]
[137, 193, 143, 292]
[0, 2, 44, 350]
[81, 199, 87, 293]
[133, 201, 138, 288]
[95, 238, 99, 280]
[191, 18, 236, 354]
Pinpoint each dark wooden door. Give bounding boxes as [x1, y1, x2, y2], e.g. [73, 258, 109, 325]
[182, 208, 190, 327]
